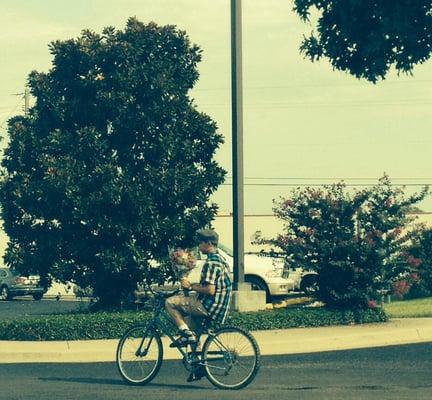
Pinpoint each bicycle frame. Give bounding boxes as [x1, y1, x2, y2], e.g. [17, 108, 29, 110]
[139, 293, 229, 371]
[139, 293, 200, 362]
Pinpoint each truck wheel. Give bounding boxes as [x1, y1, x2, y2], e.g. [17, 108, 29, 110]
[0, 285, 11, 301]
[245, 276, 271, 303]
[300, 274, 319, 296]
[33, 293, 43, 301]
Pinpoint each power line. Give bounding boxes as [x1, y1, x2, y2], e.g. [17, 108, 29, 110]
[215, 211, 432, 217]
[198, 99, 432, 109]
[221, 183, 430, 187]
[226, 176, 432, 181]
[194, 79, 432, 92]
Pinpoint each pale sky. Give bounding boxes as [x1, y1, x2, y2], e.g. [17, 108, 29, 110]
[1, 0, 432, 217]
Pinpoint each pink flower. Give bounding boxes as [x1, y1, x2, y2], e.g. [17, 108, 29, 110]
[284, 199, 294, 208]
[373, 230, 383, 238]
[277, 235, 290, 245]
[410, 273, 419, 282]
[365, 232, 376, 247]
[388, 227, 403, 239]
[47, 167, 57, 176]
[406, 255, 422, 268]
[170, 248, 196, 270]
[305, 228, 316, 237]
[392, 280, 412, 299]
[367, 300, 378, 309]
[310, 191, 322, 200]
[385, 198, 393, 207]
[309, 209, 322, 219]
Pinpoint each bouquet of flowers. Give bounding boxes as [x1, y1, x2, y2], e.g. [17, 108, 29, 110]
[170, 248, 196, 296]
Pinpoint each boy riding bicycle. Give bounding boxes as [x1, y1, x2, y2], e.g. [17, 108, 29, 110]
[165, 229, 233, 381]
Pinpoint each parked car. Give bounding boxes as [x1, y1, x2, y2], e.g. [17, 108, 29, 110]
[0, 267, 46, 301]
[200, 245, 319, 299]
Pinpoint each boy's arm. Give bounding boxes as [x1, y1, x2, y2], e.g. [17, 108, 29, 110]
[180, 278, 216, 296]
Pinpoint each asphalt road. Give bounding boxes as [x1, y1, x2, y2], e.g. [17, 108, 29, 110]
[0, 298, 90, 319]
[0, 343, 431, 400]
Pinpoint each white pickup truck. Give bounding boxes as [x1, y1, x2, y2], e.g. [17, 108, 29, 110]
[186, 244, 291, 302]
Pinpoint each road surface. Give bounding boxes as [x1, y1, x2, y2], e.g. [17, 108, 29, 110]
[0, 343, 431, 400]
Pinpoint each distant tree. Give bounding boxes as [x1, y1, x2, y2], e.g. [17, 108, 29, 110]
[0, 18, 225, 307]
[293, 0, 432, 82]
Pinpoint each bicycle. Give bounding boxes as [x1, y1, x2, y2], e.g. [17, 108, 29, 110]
[116, 285, 261, 390]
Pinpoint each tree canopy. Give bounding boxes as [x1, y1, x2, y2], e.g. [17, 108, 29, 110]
[0, 18, 225, 306]
[293, 0, 432, 82]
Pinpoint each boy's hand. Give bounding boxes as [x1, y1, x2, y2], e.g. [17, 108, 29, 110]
[181, 278, 191, 289]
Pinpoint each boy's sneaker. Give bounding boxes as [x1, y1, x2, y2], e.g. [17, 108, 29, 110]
[187, 365, 206, 382]
[169, 329, 197, 348]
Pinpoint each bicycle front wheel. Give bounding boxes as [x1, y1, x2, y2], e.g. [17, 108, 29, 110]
[116, 324, 163, 385]
[202, 326, 260, 390]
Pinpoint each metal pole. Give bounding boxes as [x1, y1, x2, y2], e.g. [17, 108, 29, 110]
[231, 0, 244, 291]
[24, 87, 29, 117]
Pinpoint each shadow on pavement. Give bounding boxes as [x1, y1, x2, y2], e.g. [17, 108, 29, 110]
[39, 376, 209, 390]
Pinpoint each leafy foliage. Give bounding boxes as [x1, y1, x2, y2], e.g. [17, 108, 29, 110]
[392, 224, 432, 299]
[293, 0, 432, 82]
[0, 307, 387, 341]
[256, 176, 428, 309]
[0, 19, 225, 306]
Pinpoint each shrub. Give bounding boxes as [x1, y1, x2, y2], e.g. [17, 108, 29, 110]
[256, 176, 428, 309]
[0, 307, 387, 341]
[394, 225, 432, 299]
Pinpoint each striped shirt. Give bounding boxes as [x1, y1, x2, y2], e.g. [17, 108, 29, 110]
[198, 251, 232, 325]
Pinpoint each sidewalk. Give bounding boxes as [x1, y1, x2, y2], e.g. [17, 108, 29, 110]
[1, 318, 431, 364]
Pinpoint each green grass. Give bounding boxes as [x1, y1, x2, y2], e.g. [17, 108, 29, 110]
[384, 297, 432, 318]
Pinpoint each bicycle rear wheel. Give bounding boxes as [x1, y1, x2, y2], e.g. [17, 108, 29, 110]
[116, 324, 163, 385]
[202, 326, 260, 390]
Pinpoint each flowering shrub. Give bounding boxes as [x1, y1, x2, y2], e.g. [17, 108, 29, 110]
[256, 175, 428, 309]
[396, 225, 432, 299]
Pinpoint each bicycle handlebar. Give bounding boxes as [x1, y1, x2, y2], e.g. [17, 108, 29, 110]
[142, 282, 181, 299]
[154, 288, 181, 299]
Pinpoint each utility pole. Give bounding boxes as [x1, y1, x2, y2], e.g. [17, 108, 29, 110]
[231, 0, 245, 291]
[24, 87, 29, 117]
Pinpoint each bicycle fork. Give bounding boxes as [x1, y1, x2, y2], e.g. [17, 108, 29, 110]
[135, 328, 156, 357]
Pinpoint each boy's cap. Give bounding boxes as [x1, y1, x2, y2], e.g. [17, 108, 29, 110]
[196, 229, 219, 245]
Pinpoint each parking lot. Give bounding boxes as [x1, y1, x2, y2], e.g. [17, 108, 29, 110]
[0, 297, 91, 319]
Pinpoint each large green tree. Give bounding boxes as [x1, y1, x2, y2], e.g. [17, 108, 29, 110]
[0, 18, 225, 306]
[293, 0, 432, 82]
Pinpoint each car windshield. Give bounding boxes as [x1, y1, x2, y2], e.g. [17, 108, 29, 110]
[218, 243, 233, 257]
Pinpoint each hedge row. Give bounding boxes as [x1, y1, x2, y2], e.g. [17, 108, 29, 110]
[0, 306, 388, 341]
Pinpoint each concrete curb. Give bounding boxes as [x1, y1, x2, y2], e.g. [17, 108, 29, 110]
[1, 318, 431, 364]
